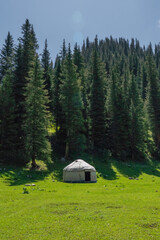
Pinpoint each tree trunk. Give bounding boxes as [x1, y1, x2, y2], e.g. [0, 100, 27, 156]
[65, 129, 69, 160]
[32, 154, 37, 168]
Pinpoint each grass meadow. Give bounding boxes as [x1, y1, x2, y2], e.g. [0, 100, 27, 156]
[0, 157, 160, 240]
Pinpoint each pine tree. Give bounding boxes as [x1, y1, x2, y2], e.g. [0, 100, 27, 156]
[129, 76, 147, 160]
[41, 39, 53, 111]
[0, 70, 16, 163]
[24, 55, 51, 168]
[107, 67, 130, 159]
[0, 32, 14, 82]
[73, 43, 84, 74]
[60, 45, 85, 159]
[73, 44, 90, 147]
[90, 47, 106, 151]
[13, 43, 27, 163]
[145, 54, 160, 149]
[53, 56, 62, 135]
[60, 39, 67, 61]
[13, 19, 38, 164]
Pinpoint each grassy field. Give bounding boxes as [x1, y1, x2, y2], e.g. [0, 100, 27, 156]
[0, 157, 160, 240]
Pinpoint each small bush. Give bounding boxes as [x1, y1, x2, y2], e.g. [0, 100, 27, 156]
[23, 187, 29, 194]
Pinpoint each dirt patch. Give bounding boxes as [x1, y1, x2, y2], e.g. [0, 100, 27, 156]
[106, 206, 122, 209]
[51, 210, 69, 215]
[140, 223, 159, 229]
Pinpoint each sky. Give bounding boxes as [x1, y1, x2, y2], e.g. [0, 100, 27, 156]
[0, 0, 160, 61]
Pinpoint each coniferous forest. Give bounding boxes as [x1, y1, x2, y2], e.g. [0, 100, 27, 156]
[1, 19, 160, 167]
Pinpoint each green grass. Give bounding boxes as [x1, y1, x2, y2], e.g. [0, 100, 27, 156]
[0, 158, 160, 240]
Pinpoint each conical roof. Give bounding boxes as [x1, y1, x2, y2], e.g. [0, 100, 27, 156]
[63, 159, 96, 172]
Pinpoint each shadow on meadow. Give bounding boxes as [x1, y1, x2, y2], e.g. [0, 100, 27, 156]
[112, 159, 160, 179]
[0, 158, 67, 186]
[0, 166, 51, 186]
[93, 160, 117, 180]
[0, 155, 160, 186]
[72, 153, 118, 180]
[51, 156, 118, 181]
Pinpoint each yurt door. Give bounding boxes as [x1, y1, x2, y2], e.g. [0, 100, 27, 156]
[85, 172, 91, 181]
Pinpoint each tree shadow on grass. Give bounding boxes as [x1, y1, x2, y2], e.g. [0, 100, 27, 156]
[0, 166, 51, 186]
[47, 160, 66, 182]
[0, 157, 67, 185]
[1, 156, 159, 186]
[72, 153, 118, 180]
[112, 159, 160, 179]
[93, 159, 117, 180]
[48, 154, 118, 182]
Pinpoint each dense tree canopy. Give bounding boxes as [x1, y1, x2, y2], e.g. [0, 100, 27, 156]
[1, 19, 160, 165]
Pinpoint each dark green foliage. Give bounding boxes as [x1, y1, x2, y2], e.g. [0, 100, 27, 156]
[73, 44, 90, 145]
[24, 55, 51, 167]
[60, 45, 85, 158]
[13, 43, 27, 163]
[145, 54, 160, 149]
[53, 56, 62, 135]
[1, 19, 160, 164]
[41, 39, 53, 111]
[13, 19, 38, 165]
[107, 68, 131, 159]
[60, 39, 67, 61]
[73, 43, 84, 74]
[129, 76, 147, 160]
[20, 19, 38, 79]
[0, 32, 14, 82]
[0, 71, 16, 163]
[90, 46, 106, 151]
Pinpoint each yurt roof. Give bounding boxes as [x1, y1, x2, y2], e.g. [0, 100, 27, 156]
[63, 159, 96, 172]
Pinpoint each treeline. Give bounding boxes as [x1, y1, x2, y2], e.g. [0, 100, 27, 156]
[0, 19, 160, 166]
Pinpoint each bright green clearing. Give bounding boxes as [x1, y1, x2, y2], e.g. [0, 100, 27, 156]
[0, 158, 160, 240]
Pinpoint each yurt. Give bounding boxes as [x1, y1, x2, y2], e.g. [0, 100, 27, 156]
[63, 159, 97, 183]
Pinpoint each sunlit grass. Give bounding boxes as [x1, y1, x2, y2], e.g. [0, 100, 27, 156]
[48, 124, 56, 135]
[0, 159, 160, 239]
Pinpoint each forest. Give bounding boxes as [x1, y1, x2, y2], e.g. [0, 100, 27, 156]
[0, 19, 160, 167]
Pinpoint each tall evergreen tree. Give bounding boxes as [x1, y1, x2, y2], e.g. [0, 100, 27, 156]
[60, 39, 67, 61]
[73, 43, 84, 74]
[107, 67, 131, 159]
[0, 70, 16, 163]
[13, 19, 38, 164]
[60, 45, 85, 159]
[73, 44, 90, 146]
[129, 76, 147, 160]
[90, 46, 106, 151]
[145, 54, 160, 149]
[0, 32, 14, 82]
[53, 56, 62, 135]
[24, 55, 51, 167]
[41, 39, 53, 110]
[13, 43, 27, 163]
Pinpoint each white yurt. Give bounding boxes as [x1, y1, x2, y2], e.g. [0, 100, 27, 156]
[63, 159, 97, 183]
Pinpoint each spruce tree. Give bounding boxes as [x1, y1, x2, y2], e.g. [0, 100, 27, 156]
[0, 70, 16, 163]
[145, 54, 160, 149]
[53, 56, 62, 135]
[60, 45, 85, 159]
[73, 44, 90, 144]
[13, 19, 38, 164]
[60, 39, 67, 61]
[107, 67, 130, 159]
[41, 39, 53, 111]
[90, 47, 106, 151]
[129, 76, 147, 160]
[73, 43, 84, 74]
[0, 32, 14, 82]
[13, 43, 27, 163]
[24, 55, 51, 168]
